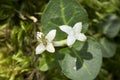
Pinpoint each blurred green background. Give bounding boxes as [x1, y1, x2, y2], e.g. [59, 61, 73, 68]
[0, 0, 120, 80]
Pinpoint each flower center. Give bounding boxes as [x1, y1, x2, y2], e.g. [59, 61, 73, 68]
[41, 35, 48, 46]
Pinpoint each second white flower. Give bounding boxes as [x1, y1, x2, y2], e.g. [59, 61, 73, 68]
[60, 22, 87, 46]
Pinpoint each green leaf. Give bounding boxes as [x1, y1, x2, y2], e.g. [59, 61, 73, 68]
[99, 38, 117, 58]
[56, 37, 102, 80]
[39, 52, 57, 71]
[41, 0, 88, 40]
[101, 14, 120, 38]
[39, 57, 49, 71]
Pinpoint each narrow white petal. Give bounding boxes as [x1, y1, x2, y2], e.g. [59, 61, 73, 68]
[36, 43, 45, 54]
[73, 22, 82, 33]
[46, 43, 55, 53]
[37, 32, 43, 40]
[46, 30, 56, 42]
[60, 25, 73, 34]
[76, 33, 87, 41]
[67, 35, 76, 46]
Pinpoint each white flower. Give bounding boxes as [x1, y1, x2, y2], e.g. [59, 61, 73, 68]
[60, 22, 87, 46]
[36, 30, 56, 54]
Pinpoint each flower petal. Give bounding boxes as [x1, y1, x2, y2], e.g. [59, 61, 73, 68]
[46, 30, 56, 42]
[37, 32, 43, 40]
[46, 43, 55, 53]
[36, 43, 45, 54]
[67, 35, 76, 46]
[60, 25, 73, 35]
[73, 22, 82, 33]
[76, 33, 87, 41]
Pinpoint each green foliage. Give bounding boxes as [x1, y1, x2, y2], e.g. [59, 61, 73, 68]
[100, 14, 120, 38]
[99, 38, 117, 57]
[0, 0, 120, 80]
[39, 52, 57, 71]
[41, 0, 88, 40]
[41, 0, 102, 80]
[57, 38, 102, 80]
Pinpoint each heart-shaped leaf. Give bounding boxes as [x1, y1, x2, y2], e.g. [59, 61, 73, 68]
[41, 0, 88, 40]
[56, 37, 102, 80]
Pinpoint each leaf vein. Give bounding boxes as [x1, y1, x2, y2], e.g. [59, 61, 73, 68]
[60, 0, 67, 24]
[48, 21, 59, 27]
[67, 8, 76, 24]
